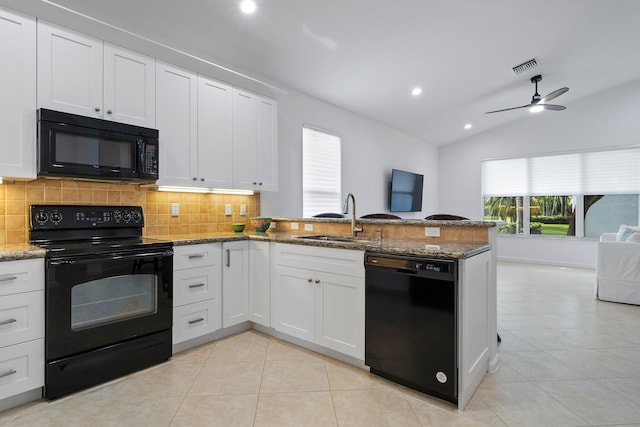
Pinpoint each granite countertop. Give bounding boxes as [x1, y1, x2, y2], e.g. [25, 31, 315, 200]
[165, 231, 491, 259]
[0, 244, 47, 261]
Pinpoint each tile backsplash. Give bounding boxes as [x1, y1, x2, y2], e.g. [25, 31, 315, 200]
[0, 179, 260, 245]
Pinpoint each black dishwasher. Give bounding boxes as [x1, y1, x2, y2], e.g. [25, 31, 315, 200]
[365, 252, 457, 404]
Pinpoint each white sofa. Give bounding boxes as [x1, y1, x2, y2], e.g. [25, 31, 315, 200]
[596, 230, 640, 305]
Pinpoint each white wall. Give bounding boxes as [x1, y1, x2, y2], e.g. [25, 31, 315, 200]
[261, 88, 439, 219]
[438, 79, 640, 267]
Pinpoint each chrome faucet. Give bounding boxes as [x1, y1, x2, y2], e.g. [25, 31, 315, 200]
[343, 193, 363, 237]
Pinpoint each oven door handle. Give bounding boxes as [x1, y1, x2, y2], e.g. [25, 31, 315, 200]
[110, 250, 173, 260]
[49, 249, 173, 264]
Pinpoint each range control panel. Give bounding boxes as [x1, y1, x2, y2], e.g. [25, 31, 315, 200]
[30, 205, 144, 229]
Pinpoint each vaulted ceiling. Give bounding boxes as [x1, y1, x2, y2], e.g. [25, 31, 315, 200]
[25, 1, 640, 145]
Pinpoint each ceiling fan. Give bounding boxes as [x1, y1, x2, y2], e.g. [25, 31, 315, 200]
[485, 74, 569, 114]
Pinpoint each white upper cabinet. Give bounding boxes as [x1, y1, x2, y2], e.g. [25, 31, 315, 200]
[37, 21, 155, 128]
[103, 43, 156, 127]
[156, 62, 198, 187]
[0, 7, 36, 180]
[232, 88, 278, 192]
[197, 75, 233, 188]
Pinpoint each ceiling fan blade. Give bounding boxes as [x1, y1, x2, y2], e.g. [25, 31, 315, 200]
[541, 104, 566, 111]
[540, 87, 569, 103]
[484, 104, 530, 114]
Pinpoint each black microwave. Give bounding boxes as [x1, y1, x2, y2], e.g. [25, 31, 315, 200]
[37, 109, 159, 182]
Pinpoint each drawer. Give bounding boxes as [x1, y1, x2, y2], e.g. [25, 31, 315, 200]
[173, 266, 221, 307]
[173, 299, 221, 344]
[0, 339, 44, 401]
[0, 291, 44, 348]
[0, 259, 44, 297]
[173, 244, 221, 270]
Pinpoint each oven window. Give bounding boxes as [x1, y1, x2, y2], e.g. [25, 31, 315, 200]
[55, 131, 133, 169]
[71, 274, 157, 331]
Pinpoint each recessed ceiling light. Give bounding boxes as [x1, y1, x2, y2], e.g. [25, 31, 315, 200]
[240, 0, 257, 14]
[411, 87, 422, 96]
[464, 124, 472, 130]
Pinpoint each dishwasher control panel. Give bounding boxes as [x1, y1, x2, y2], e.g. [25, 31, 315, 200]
[364, 253, 456, 280]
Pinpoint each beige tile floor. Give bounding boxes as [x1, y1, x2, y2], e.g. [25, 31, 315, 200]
[1, 261, 640, 426]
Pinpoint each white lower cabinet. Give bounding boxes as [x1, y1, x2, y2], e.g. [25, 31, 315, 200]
[172, 244, 222, 344]
[273, 244, 365, 359]
[222, 241, 250, 328]
[249, 241, 271, 327]
[0, 259, 44, 401]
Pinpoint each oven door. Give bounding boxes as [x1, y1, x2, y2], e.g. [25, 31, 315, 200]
[45, 248, 173, 361]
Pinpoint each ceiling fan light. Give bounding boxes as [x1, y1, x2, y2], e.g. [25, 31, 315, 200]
[530, 105, 544, 113]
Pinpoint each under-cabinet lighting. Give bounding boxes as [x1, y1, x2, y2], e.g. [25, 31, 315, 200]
[156, 186, 254, 195]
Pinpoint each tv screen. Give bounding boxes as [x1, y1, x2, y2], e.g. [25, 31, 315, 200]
[389, 169, 424, 212]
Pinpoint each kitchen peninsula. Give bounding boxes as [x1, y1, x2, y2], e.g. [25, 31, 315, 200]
[167, 217, 499, 410]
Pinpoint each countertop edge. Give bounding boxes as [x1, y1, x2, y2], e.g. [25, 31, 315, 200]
[0, 245, 47, 261]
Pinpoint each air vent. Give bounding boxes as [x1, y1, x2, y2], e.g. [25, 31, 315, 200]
[512, 58, 538, 75]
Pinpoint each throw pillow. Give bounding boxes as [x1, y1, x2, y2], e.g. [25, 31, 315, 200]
[626, 232, 640, 243]
[616, 224, 640, 241]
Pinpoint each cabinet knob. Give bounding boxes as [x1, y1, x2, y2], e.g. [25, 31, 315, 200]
[107, 109, 113, 115]
[307, 278, 313, 283]
[259, 182, 263, 186]
[315, 279, 320, 284]
[252, 182, 257, 185]
[200, 178, 205, 182]
[193, 177, 197, 181]
[94, 107, 101, 112]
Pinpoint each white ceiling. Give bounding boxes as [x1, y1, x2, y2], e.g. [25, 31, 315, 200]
[40, 0, 640, 145]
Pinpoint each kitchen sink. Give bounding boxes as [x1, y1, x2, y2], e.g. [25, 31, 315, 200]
[296, 235, 380, 244]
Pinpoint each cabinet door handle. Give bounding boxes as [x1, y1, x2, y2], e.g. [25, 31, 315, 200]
[0, 369, 17, 379]
[188, 254, 205, 259]
[0, 318, 17, 326]
[0, 275, 17, 282]
[226, 250, 231, 267]
[188, 318, 205, 325]
[189, 283, 205, 289]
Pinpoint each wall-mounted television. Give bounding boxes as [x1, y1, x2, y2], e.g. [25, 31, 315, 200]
[389, 168, 424, 212]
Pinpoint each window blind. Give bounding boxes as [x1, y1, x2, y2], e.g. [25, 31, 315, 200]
[302, 126, 341, 217]
[482, 147, 640, 196]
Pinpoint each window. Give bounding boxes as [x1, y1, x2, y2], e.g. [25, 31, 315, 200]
[302, 126, 341, 217]
[482, 147, 640, 237]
